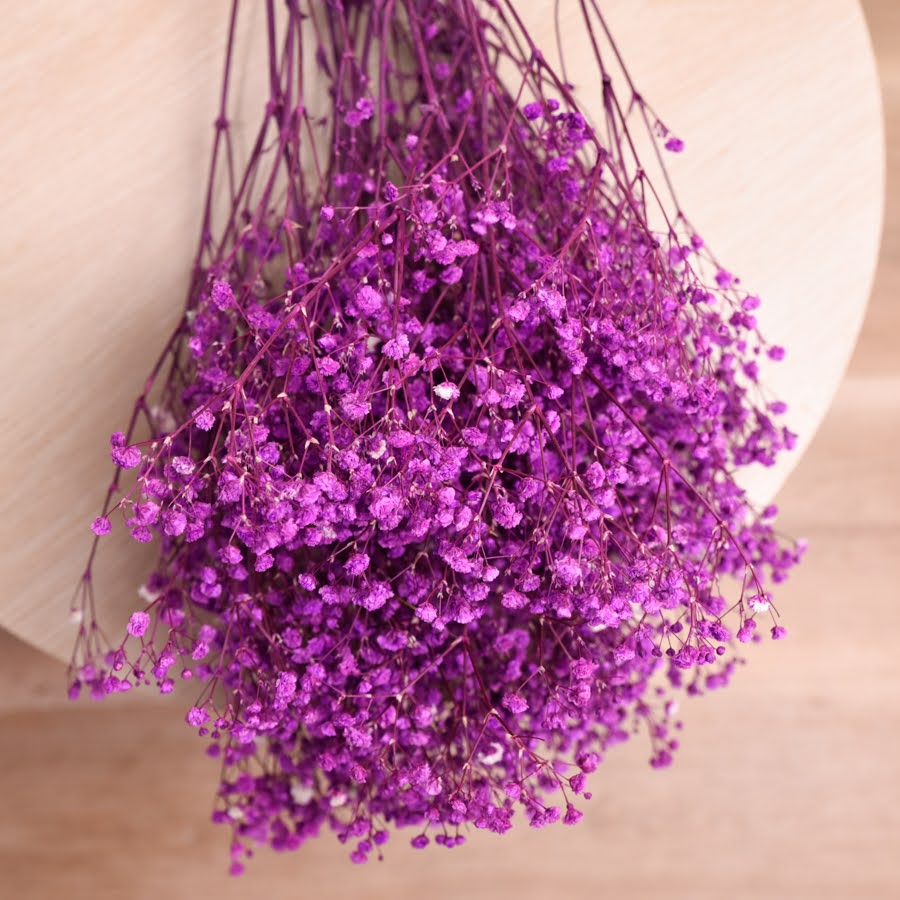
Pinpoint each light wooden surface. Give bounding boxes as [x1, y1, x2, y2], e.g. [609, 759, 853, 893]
[0, 0, 883, 662]
[2, 1, 897, 898]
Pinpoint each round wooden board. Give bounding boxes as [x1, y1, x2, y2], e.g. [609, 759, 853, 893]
[0, 0, 883, 662]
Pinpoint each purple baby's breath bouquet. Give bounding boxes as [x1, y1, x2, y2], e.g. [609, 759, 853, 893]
[71, 0, 803, 873]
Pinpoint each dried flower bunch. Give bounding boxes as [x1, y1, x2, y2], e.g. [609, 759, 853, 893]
[71, 0, 802, 872]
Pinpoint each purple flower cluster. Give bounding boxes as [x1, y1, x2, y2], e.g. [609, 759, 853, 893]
[70, 0, 802, 872]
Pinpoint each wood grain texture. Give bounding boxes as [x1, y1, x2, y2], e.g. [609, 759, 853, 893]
[0, 0, 883, 662]
[1, 1, 897, 898]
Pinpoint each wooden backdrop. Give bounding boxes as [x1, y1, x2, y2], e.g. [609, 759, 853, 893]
[1, 2, 897, 898]
[0, 0, 883, 661]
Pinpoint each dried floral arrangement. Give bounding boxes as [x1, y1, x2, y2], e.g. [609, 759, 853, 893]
[70, 0, 803, 874]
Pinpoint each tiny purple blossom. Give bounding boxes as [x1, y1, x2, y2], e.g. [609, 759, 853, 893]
[172, 456, 195, 476]
[126, 611, 151, 638]
[109, 433, 141, 469]
[383, 335, 410, 359]
[91, 516, 111, 536]
[186, 706, 210, 727]
[211, 280, 235, 310]
[194, 409, 216, 431]
[344, 97, 374, 127]
[355, 285, 382, 316]
[162, 510, 187, 536]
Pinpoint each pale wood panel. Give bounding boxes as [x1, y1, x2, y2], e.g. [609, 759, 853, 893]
[850, 74, 900, 375]
[0, 632, 67, 714]
[850, 0, 900, 375]
[775, 375, 900, 532]
[0, 0, 270, 661]
[0, 0, 883, 661]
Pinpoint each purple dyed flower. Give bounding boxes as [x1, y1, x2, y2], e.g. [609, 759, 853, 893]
[126, 611, 150, 638]
[70, 0, 802, 876]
